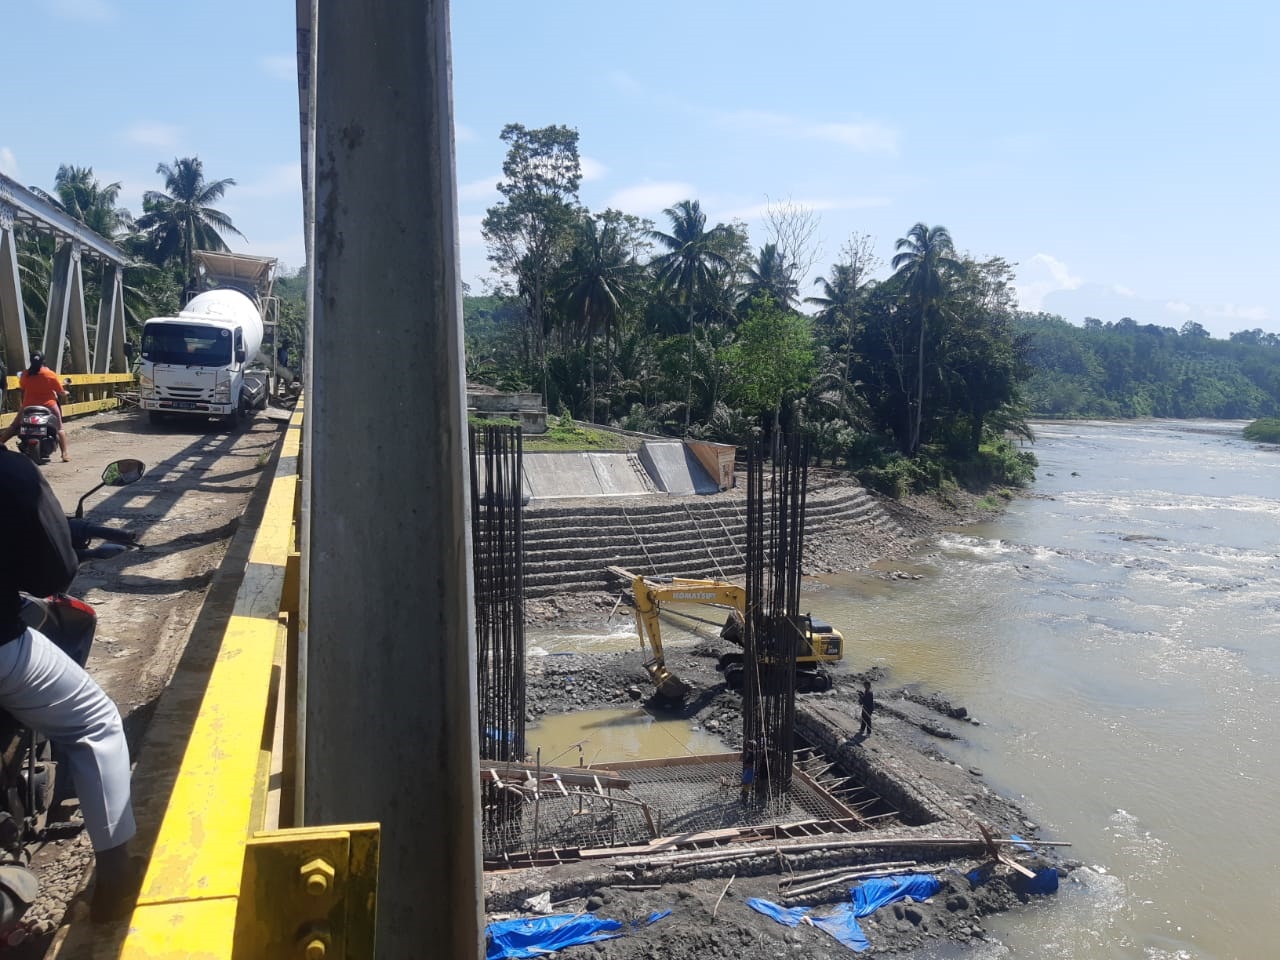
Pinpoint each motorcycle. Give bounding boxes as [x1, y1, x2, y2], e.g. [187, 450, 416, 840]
[15, 406, 58, 465]
[14, 376, 72, 465]
[0, 458, 145, 942]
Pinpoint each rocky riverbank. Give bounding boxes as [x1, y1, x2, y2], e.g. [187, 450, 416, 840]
[493, 486, 1074, 958]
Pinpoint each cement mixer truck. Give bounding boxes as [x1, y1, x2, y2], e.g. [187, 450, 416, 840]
[137, 251, 281, 427]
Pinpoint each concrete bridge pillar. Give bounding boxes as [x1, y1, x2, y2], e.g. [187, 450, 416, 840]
[302, 0, 482, 956]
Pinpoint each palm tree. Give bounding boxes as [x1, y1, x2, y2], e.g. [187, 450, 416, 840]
[556, 215, 641, 422]
[807, 264, 859, 381]
[743, 242, 798, 309]
[891, 222, 962, 453]
[648, 200, 734, 432]
[35, 165, 133, 239]
[135, 157, 243, 297]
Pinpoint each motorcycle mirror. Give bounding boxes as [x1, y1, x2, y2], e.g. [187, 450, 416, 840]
[101, 459, 146, 487]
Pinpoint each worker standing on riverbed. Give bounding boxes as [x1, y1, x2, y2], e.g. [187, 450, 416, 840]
[740, 739, 757, 801]
[859, 680, 875, 737]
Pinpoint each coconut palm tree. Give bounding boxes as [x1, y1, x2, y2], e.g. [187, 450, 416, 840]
[556, 214, 641, 422]
[648, 200, 733, 432]
[35, 165, 134, 239]
[891, 222, 962, 453]
[743, 242, 798, 309]
[135, 157, 243, 297]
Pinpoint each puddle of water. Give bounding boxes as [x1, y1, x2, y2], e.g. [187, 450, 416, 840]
[526, 707, 730, 767]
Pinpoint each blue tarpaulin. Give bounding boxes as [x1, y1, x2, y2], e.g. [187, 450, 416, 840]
[486, 910, 670, 959]
[810, 905, 872, 952]
[746, 898, 811, 927]
[748, 874, 942, 953]
[486, 914, 622, 959]
[850, 874, 942, 916]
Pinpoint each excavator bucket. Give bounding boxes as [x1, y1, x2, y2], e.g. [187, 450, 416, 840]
[643, 659, 691, 702]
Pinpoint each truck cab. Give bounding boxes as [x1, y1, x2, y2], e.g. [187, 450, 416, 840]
[137, 252, 276, 427]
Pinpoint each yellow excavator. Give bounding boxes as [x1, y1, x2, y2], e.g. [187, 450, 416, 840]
[614, 568, 845, 701]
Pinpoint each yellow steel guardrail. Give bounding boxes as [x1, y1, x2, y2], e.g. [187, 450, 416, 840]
[2, 372, 136, 428]
[51, 399, 380, 958]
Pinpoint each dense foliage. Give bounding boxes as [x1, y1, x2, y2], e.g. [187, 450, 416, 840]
[1019, 314, 1280, 419]
[1242, 419, 1280, 443]
[470, 123, 1039, 494]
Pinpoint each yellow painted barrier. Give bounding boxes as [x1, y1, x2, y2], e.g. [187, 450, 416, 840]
[51, 399, 380, 959]
[2, 373, 136, 428]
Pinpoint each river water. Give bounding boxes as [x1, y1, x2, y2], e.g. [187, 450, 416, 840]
[811, 419, 1280, 959]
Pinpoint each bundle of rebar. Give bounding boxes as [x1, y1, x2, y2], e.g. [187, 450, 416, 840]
[741, 433, 809, 799]
[470, 425, 526, 846]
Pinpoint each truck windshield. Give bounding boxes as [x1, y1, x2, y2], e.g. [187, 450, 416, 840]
[141, 323, 233, 366]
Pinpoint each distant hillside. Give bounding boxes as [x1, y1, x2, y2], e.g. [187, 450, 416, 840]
[1017, 313, 1280, 419]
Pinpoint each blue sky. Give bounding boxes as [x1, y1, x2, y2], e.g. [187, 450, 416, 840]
[5, 0, 1278, 338]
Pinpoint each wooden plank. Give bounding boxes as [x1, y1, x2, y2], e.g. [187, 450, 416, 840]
[598, 752, 739, 770]
[481, 762, 630, 790]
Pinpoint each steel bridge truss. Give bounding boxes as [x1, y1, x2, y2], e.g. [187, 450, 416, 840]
[0, 171, 129, 374]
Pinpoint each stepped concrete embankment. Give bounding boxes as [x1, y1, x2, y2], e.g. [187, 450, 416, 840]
[522, 477, 912, 596]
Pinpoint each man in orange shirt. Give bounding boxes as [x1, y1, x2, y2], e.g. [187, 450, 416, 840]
[0, 353, 70, 462]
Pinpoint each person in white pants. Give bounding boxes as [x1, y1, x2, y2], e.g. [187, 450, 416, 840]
[0, 448, 136, 921]
[0, 628, 136, 851]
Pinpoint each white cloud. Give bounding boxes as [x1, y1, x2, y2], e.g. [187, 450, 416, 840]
[259, 54, 296, 81]
[45, 0, 116, 21]
[720, 111, 898, 155]
[607, 71, 644, 95]
[579, 156, 607, 182]
[458, 175, 499, 203]
[237, 163, 304, 198]
[458, 213, 485, 249]
[1112, 283, 1136, 297]
[723, 195, 889, 222]
[0, 147, 18, 178]
[810, 121, 899, 154]
[606, 181, 697, 215]
[455, 123, 477, 143]
[1014, 253, 1083, 311]
[125, 122, 182, 149]
[1164, 300, 1192, 315]
[1206, 303, 1269, 323]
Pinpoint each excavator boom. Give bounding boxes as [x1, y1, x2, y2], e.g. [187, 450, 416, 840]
[611, 566, 846, 701]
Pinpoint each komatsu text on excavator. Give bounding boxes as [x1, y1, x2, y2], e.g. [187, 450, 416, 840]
[612, 567, 845, 702]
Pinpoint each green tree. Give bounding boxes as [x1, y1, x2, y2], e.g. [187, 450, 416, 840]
[135, 157, 243, 297]
[807, 233, 879, 400]
[723, 295, 816, 432]
[742, 242, 798, 309]
[40, 165, 133, 239]
[891, 222, 962, 453]
[482, 123, 582, 402]
[555, 211, 642, 421]
[648, 199, 735, 432]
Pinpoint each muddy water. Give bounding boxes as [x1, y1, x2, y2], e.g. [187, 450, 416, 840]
[526, 707, 728, 768]
[814, 420, 1280, 959]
